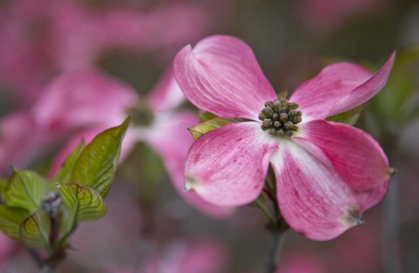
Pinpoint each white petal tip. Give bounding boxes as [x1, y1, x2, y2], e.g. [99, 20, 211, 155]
[343, 208, 365, 228]
[184, 176, 199, 192]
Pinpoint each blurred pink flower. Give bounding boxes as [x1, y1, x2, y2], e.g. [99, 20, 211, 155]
[277, 252, 324, 273]
[0, 112, 60, 174]
[0, 0, 222, 105]
[0, 233, 14, 270]
[141, 239, 228, 273]
[174, 35, 395, 240]
[37, 68, 231, 218]
[296, 0, 389, 33]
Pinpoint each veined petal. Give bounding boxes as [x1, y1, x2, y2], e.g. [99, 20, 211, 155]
[33, 70, 138, 131]
[174, 35, 277, 120]
[330, 52, 395, 115]
[145, 111, 232, 218]
[271, 139, 388, 241]
[147, 67, 186, 112]
[184, 122, 278, 206]
[295, 120, 390, 189]
[290, 53, 395, 121]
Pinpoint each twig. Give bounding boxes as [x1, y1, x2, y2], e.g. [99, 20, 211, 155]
[266, 230, 285, 273]
[382, 175, 402, 273]
[26, 248, 43, 269]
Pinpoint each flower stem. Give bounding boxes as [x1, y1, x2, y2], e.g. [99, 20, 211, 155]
[254, 198, 276, 224]
[26, 248, 43, 268]
[266, 230, 285, 273]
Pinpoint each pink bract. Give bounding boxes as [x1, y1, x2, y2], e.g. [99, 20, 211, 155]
[0, 0, 221, 105]
[174, 35, 395, 240]
[141, 239, 228, 273]
[43, 69, 231, 219]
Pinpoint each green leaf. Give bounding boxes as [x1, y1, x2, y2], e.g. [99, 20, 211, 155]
[19, 209, 50, 248]
[0, 179, 7, 202]
[0, 205, 30, 241]
[277, 91, 288, 100]
[372, 47, 419, 124]
[188, 118, 237, 140]
[6, 168, 47, 213]
[52, 140, 86, 184]
[59, 183, 106, 223]
[71, 117, 130, 198]
[199, 111, 218, 123]
[326, 103, 369, 126]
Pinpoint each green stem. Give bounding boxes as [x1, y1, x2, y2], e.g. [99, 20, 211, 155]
[265, 230, 286, 273]
[254, 198, 276, 224]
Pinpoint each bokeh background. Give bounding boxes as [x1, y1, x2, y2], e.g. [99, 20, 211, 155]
[0, 0, 419, 272]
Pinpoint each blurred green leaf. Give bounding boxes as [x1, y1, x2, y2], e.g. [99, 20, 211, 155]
[372, 47, 419, 125]
[199, 111, 218, 123]
[277, 91, 288, 100]
[6, 168, 47, 213]
[19, 209, 50, 248]
[0, 179, 7, 202]
[59, 183, 106, 223]
[71, 118, 130, 198]
[326, 103, 369, 125]
[0, 205, 30, 241]
[188, 118, 237, 140]
[52, 141, 86, 184]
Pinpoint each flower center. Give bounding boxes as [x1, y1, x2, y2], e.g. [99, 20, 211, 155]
[127, 102, 154, 127]
[258, 98, 302, 136]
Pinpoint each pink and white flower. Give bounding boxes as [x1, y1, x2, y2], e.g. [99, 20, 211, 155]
[174, 35, 396, 240]
[141, 239, 228, 273]
[34, 68, 231, 219]
[0, 0, 222, 105]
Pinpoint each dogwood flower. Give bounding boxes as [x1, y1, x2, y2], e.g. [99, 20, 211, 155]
[33, 68, 231, 218]
[174, 35, 395, 240]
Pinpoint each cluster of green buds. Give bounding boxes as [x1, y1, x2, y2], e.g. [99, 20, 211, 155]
[258, 98, 303, 136]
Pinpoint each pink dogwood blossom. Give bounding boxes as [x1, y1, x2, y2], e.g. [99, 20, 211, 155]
[34, 68, 231, 218]
[141, 239, 228, 273]
[0, 0, 221, 105]
[174, 35, 395, 240]
[0, 233, 14, 271]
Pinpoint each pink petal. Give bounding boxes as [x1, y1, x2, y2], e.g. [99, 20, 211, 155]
[0, 112, 59, 174]
[290, 53, 395, 121]
[329, 52, 396, 115]
[147, 67, 186, 112]
[174, 35, 277, 120]
[271, 139, 389, 241]
[145, 111, 233, 218]
[295, 120, 390, 189]
[33, 70, 138, 131]
[183, 122, 278, 206]
[142, 240, 229, 273]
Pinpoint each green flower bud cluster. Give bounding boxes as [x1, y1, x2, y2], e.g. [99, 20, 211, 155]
[258, 98, 302, 136]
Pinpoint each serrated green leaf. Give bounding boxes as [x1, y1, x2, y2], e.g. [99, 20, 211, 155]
[277, 91, 288, 100]
[198, 111, 218, 123]
[19, 209, 50, 248]
[52, 140, 86, 184]
[71, 117, 130, 198]
[326, 103, 369, 125]
[59, 183, 106, 223]
[188, 118, 237, 140]
[0, 205, 30, 241]
[6, 169, 47, 213]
